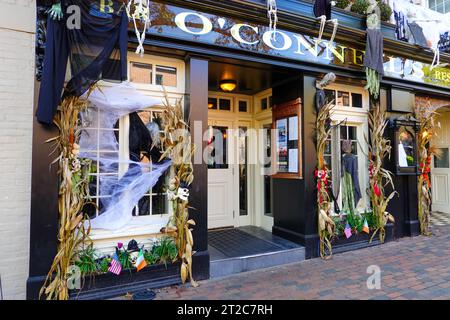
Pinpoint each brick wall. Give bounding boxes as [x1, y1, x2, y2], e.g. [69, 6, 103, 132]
[0, 1, 35, 300]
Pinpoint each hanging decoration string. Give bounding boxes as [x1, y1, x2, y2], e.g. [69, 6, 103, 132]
[126, 0, 151, 56]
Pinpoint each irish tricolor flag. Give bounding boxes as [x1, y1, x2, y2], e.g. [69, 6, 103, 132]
[136, 249, 147, 272]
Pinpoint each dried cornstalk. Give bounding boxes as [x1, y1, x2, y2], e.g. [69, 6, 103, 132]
[159, 92, 198, 287]
[316, 101, 335, 259]
[415, 102, 439, 236]
[368, 105, 396, 243]
[40, 93, 93, 300]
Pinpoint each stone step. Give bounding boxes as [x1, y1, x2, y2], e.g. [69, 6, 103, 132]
[210, 247, 306, 278]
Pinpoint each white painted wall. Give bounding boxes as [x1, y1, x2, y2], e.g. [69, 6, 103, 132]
[0, 0, 35, 300]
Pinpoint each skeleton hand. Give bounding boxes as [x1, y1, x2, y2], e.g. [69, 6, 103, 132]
[47, 2, 63, 21]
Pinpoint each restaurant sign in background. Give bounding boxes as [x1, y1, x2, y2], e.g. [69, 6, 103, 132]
[146, 1, 450, 89]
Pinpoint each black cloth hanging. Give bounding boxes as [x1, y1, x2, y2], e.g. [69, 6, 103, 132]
[363, 29, 385, 76]
[341, 153, 362, 206]
[36, 0, 128, 124]
[313, 0, 332, 20]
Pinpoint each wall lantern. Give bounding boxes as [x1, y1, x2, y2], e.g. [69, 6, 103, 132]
[220, 79, 237, 92]
[389, 117, 420, 176]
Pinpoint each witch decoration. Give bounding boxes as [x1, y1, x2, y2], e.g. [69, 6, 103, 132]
[363, 0, 384, 100]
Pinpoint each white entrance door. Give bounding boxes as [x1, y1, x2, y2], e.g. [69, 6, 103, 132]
[432, 111, 450, 213]
[207, 122, 235, 228]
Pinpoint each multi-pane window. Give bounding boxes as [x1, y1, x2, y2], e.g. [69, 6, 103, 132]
[130, 61, 177, 87]
[207, 97, 232, 111]
[80, 107, 121, 219]
[132, 110, 169, 217]
[324, 89, 363, 108]
[429, 0, 450, 13]
[81, 108, 169, 219]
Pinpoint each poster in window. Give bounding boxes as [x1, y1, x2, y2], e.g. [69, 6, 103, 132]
[276, 118, 288, 172]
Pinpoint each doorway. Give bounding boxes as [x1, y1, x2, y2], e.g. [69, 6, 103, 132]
[432, 110, 450, 214]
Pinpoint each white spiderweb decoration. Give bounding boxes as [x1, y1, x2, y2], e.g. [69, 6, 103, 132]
[126, 0, 151, 56]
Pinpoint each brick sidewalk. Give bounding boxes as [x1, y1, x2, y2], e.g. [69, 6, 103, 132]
[154, 225, 450, 300]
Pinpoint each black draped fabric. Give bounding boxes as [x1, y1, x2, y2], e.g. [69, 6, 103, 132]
[36, 0, 128, 124]
[313, 0, 332, 20]
[363, 29, 385, 76]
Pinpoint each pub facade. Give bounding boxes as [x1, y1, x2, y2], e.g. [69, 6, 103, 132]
[25, 0, 450, 299]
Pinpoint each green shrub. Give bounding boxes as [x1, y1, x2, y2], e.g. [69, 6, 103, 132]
[335, 0, 351, 10]
[97, 257, 111, 273]
[378, 0, 392, 22]
[117, 249, 132, 270]
[351, 0, 370, 15]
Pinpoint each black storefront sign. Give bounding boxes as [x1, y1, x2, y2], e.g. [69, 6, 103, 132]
[147, 1, 450, 89]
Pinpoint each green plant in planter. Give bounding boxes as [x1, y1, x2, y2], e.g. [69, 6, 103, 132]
[117, 249, 132, 270]
[378, 0, 392, 22]
[332, 216, 345, 236]
[144, 250, 158, 265]
[152, 236, 178, 267]
[346, 211, 364, 233]
[363, 210, 377, 230]
[335, 0, 351, 10]
[97, 257, 111, 273]
[75, 245, 99, 275]
[351, 0, 370, 15]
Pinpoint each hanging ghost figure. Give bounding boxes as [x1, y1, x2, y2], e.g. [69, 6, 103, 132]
[313, 0, 338, 44]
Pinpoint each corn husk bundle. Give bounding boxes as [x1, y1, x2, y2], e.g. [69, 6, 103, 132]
[415, 102, 439, 236]
[159, 92, 198, 287]
[40, 93, 93, 300]
[367, 104, 396, 244]
[316, 101, 336, 259]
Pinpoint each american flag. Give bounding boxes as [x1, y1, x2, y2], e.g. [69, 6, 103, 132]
[108, 253, 122, 275]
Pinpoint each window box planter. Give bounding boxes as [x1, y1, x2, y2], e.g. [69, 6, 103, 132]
[330, 222, 394, 254]
[69, 261, 182, 300]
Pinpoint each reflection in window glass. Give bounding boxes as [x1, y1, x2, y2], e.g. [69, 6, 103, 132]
[263, 124, 272, 217]
[434, 148, 449, 168]
[337, 91, 350, 107]
[324, 89, 336, 104]
[239, 127, 248, 216]
[155, 65, 177, 87]
[269, 96, 273, 109]
[261, 97, 268, 110]
[207, 126, 228, 169]
[238, 100, 248, 112]
[130, 62, 152, 84]
[133, 110, 168, 216]
[398, 127, 415, 167]
[219, 98, 231, 111]
[208, 97, 217, 110]
[352, 93, 363, 108]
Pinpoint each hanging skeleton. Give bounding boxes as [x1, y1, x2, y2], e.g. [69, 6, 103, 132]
[126, 0, 151, 56]
[363, 0, 384, 100]
[313, 0, 338, 43]
[267, 0, 278, 39]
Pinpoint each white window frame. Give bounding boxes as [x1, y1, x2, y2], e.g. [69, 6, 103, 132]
[89, 54, 185, 242]
[323, 83, 370, 216]
[427, 0, 450, 13]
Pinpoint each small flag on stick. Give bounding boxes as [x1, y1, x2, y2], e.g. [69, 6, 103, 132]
[344, 222, 352, 239]
[108, 253, 122, 275]
[362, 218, 370, 234]
[136, 249, 147, 272]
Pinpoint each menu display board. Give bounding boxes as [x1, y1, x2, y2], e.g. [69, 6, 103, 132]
[272, 98, 302, 179]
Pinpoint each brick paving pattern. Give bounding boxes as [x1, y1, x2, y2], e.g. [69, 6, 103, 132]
[431, 211, 450, 226]
[153, 225, 450, 300]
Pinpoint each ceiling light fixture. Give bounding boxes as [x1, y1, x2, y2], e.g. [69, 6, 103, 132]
[220, 79, 237, 92]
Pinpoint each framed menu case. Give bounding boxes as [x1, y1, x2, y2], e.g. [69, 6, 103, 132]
[272, 98, 302, 179]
